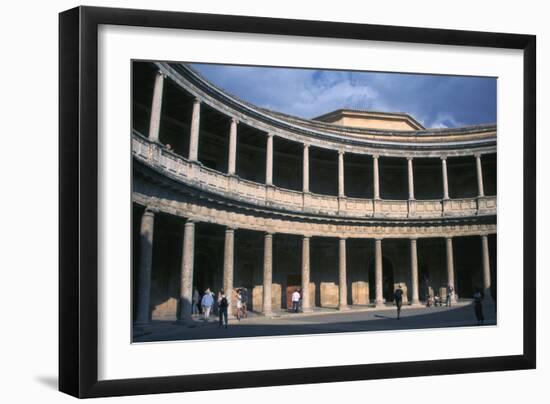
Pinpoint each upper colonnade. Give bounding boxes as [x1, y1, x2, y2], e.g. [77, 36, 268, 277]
[133, 62, 497, 222]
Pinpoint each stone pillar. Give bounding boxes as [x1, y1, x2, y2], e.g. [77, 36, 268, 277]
[178, 220, 195, 323]
[148, 71, 164, 143]
[445, 237, 457, 303]
[303, 144, 310, 193]
[373, 155, 380, 200]
[188, 98, 201, 162]
[407, 157, 415, 200]
[375, 238, 384, 307]
[135, 209, 155, 325]
[223, 227, 235, 317]
[262, 233, 273, 315]
[301, 236, 312, 312]
[481, 234, 492, 300]
[441, 156, 449, 200]
[227, 118, 238, 175]
[338, 238, 349, 310]
[266, 133, 274, 186]
[476, 154, 485, 197]
[338, 150, 345, 197]
[410, 238, 421, 306]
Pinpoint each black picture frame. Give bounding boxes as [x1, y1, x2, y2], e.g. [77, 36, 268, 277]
[59, 6, 536, 398]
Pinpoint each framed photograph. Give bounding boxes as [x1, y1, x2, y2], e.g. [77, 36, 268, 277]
[59, 6, 536, 398]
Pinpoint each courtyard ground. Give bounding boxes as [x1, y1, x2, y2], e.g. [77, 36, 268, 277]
[133, 299, 496, 343]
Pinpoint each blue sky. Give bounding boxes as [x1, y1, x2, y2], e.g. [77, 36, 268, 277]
[190, 63, 497, 129]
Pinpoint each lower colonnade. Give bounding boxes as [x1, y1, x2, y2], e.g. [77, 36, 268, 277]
[133, 204, 496, 325]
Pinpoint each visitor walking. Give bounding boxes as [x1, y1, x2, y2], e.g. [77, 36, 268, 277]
[201, 288, 214, 320]
[291, 289, 301, 313]
[446, 284, 454, 307]
[394, 285, 404, 319]
[218, 290, 229, 329]
[473, 288, 484, 325]
[192, 287, 200, 315]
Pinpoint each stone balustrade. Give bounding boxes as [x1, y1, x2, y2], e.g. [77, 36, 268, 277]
[133, 132, 496, 220]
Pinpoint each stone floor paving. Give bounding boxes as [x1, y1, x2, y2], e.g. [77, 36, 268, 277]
[133, 300, 496, 343]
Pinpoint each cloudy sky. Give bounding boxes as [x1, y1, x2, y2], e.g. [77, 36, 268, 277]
[190, 63, 497, 129]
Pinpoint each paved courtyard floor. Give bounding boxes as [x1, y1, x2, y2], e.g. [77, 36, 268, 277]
[133, 300, 496, 343]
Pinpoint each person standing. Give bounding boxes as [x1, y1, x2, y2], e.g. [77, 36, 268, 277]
[218, 290, 229, 329]
[446, 284, 454, 307]
[473, 288, 484, 325]
[236, 289, 243, 321]
[394, 285, 404, 319]
[201, 288, 214, 321]
[192, 287, 200, 315]
[241, 288, 248, 318]
[291, 289, 301, 313]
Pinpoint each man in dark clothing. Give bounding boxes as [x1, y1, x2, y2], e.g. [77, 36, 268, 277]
[446, 284, 454, 307]
[394, 286, 404, 319]
[218, 291, 228, 329]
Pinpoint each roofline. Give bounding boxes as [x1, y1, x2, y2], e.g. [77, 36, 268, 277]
[312, 108, 426, 130]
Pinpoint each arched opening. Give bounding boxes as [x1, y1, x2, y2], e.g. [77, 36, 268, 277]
[367, 256, 395, 303]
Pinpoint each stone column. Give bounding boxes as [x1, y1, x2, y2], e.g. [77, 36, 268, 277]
[266, 133, 274, 186]
[178, 219, 195, 323]
[303, 144, 310, 193]
[407, 157, 415, 200]
[338, 150, 345, 197]
[338, 238, 349, 310]
[223, 227, 235, 317]
[262, 233, 273, 315]
[227, 118, 238, 175]
[410, 238, 421, 306]
[301, 236, 312, 313]
[373, 155, 380, 199]
[441, 156, 449, 200]
[476, 154, 485, 197]
[445, 237, 457, 303]
[135, 209, 155, 325]
[481, 234, 492, 300]
[148, 71, 164, 143]
[375, 238, 384, 307]
[188, 98, 201, 162]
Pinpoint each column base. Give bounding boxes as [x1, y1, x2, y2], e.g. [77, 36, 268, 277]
[409, 301, 423, 307]
[261, 311, 274, 317]
[374, 301, 385, 309]
[338, 305, 350, 311]
[301, 307, 313, 314]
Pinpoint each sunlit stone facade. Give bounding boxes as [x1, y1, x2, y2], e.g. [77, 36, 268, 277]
[132, 62, 497, 323]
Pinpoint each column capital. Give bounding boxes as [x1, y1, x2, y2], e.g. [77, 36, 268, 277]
[267, 132, 274, 138]
[193, 97, 201, 105]
[225, 226, 237, 233]
[406, 155, 414, 161]
[264, 231, 274, 237]
[302, 235, 311, 241]
[338, 149, 345, 155]
[185, 218, 198, 226]
[374, 237, 383, 242]
[440, 155, 448, 161]
[409, 236, 418, 241]
[155, 70, 166, 78]
[303, 142, 310, 149]
[445, 236, 453, 241]
[231, 117, 239, 125]
[143, 207, 157, 216]
[474, 152, 482, 159]
[372, 154, 380, 160]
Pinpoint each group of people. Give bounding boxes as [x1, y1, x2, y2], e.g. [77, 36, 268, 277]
[191, 286, 249, 329]
[425, 284, 455, 308]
